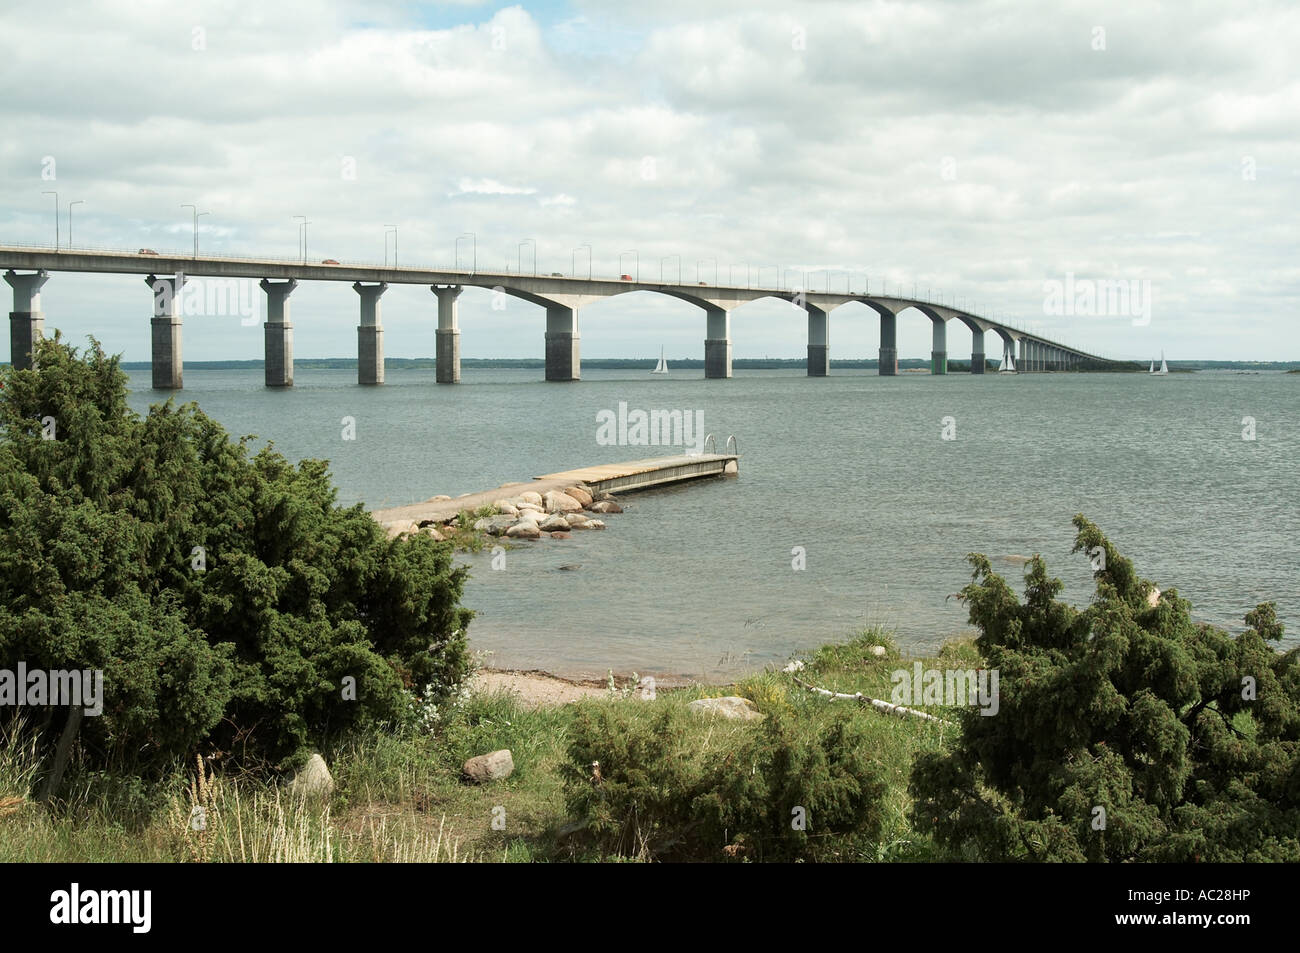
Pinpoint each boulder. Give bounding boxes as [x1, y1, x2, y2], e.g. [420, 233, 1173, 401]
[473, 517, 491, 532]
[543, 490, 583, 514]
[506, 521, 542, 539]
[782, 659, 805, 673]
[588, 500, 623, 514]
[688, 697, 764, 722]
[565, 512, 590, 527]
[462, 749, 515, 784]
[381, 519, 417, 538]
[485, 517, 517, 536]
[519, 491, 543, 506]
[517, 502, 546, 515]
[497, 502, 519, 517]
[426, 526, 444, 542]
[539, 514, 570, 531]
[288, 753, 335, 797]
[549, 532, 572, 539]
[564, 485, 593, 507]
[869, 645, 888, 658]
[584, 519, 607, 531]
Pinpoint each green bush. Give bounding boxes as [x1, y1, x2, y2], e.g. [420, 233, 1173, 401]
[562, 702, 886, 861]
[0, 336, 473, 794]
[910, 515, 1300, 861]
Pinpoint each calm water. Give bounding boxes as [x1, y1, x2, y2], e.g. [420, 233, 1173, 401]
[124, 366, 1299, 682]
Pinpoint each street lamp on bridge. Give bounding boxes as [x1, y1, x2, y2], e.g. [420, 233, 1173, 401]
[659, 254, 680, 284]
[384, 225, 397, 268]
[293, 216, 309, 264]
[620, 250, 638, 280]
[181, 204, 208, 258]
[456, 233, 476, 273]
[572, 243, 591, 279]
[68, 200, 84, 248]
[518, 239, 535, 275]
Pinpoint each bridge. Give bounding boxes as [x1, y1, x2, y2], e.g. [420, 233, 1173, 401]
[1, 244, 1116, 388]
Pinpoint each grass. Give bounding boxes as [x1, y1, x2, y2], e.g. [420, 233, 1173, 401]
[0, 627, 982, 862]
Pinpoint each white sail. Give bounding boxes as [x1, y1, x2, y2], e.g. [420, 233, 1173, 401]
[1000, 345, 1016, 373]
[652, 346, 668, 374]
[1158, 355, 1168, 375]
[1149, 360, 1155, 373]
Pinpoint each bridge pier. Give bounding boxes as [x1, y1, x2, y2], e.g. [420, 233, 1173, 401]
[545, 305, 580, 381]
[1019, 338, 1031, 373]
[704, 306, 731, 379]
[433, 285, 462, 383]
[147, 273, 186, 389]
[807, 305, 829, 376]
[260, 279, 296, 387]
[354, 281, 387, 385]
[971, 328, 985, 374]
[930, 316, 947, 375]
[878, 310, 897, 375]
[5, 269, 48, 371]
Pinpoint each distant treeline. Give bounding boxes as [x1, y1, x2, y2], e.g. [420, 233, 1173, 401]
[106, 357, 1300, 371]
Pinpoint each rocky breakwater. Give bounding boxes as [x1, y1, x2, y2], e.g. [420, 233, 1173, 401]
[379, 484, 625, 544]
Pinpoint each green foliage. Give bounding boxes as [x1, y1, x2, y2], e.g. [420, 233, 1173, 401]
[910, 515, 1300, 861]
[0, 336, 473, 790]
[561, 701, 886, 861]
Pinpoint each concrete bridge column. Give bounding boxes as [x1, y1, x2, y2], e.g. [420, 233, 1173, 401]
[878, 310, 897, 375]
[930, 316, 947, 375]
[5, 269, 48, 371]
[970, 327, 985, 374]
[807, 306, 829, 376]
[704, 306, 732, 379]
[1019, 338, 1031, 373]
[260, 278, 296, 387]
[433, 285, 462, 383]
[147, 273, 186, 389]
[545, 305, 580, 381]
[354, 281, 387, 385]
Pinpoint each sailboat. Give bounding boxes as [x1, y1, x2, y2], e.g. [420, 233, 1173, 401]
[1154, 352, 1168, 376]
[651, 346, 668, 375]
[999, 343, 1017, 374]
[1149, 359, 1156, 374]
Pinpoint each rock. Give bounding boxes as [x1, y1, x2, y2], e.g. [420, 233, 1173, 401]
[517, 502, 545, 515]
[473, 517, 492, 532]
[519, 491, 543, 506]
[382, 519, 417, 538]
[497, 502, 519, 517]
[588, 500, 623, 514]
[592, 490, 615, 502]
[539, 514, 570, 531]
[543, 490, 583, 514]
[688, 697, 764, 722]
[556, 563, 581, 570]
[429, 495, 452, 502]
[565, 512, 590, 527]
[869, 645, 888, 658]
[485, 517, 517, 536]
[569, 518, 605, 530]
[782, 659, 805, 673]
[426, 526, 444, 542]
[462, 749, 514, 783]
[1147, 587, 1161, 608]
[506, 522, 541, 539]
[549, 532, 572, 539]
[564, 485, 593, 507]
[288, 753, 335, 797]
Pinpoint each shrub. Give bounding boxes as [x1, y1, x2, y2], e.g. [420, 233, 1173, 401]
[909, 515, 1300, 861]
[562, 702, 886, 861]
[0, 337, 473, 794]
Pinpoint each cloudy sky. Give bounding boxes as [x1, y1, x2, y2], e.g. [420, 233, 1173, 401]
[3, 0, 1297, 363]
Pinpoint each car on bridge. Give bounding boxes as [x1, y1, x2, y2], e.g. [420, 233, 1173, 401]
[620, 274, 633, 281]
[321, 259, 340, 265]
[138, 248, 159, 256]
[550, 272, 563, 277]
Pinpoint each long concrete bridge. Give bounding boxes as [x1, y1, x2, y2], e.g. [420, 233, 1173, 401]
[1, 245, 1115, 388]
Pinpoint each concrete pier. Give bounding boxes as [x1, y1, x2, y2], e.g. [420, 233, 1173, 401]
[545, 305, 580, 381]
[807, 306, 829, 376]
[971, 328, 985, 374]
[433, 285, 462, 384]
[147, 273, 186, 389]
[354, 281, 387, 385]
[930, 315, 947, 375]
[704, 306, 732, 379]
[879, 310, 898, 375]
[261, 278, 296, 387]
[5, 269, 48, 370]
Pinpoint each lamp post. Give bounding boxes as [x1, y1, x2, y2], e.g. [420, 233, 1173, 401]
[518, 239, 535, 275]
[181, 204, 208, 257]
[620, 250, 638, 280]
[659, 255, 680, 284]
[456, 233, 476, 273]
[68, 200, 84, 248]
[696, 258, 716, 285]
[293, 216, 309, 263]
[572, 243, 591, 279]
[384, 225, 397, 268]
[42, 191, 58, 250]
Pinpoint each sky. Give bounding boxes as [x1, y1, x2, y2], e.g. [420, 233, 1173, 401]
[2, 0, 1297, 363]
